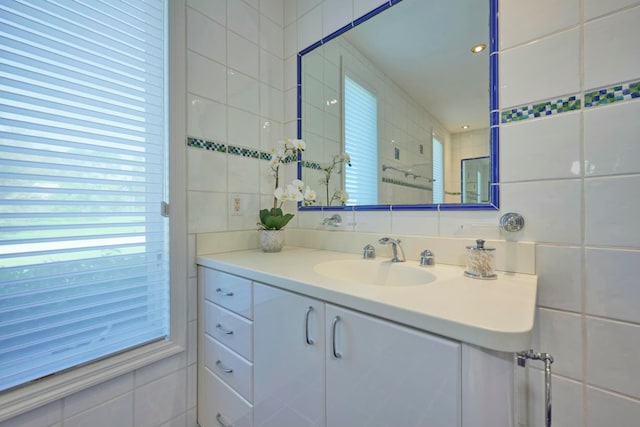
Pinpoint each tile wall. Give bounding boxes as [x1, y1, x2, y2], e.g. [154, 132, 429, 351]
[6, 1, 638, 426]
[498, 0, 640, 425]
[188, 1, 640, 423]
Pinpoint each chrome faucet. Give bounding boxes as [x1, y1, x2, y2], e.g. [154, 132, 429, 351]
[378, 237, 406, 263]
[323, 214, 342, 227]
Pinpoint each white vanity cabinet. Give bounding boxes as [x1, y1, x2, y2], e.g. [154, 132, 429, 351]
[325, 304, 461, 427]
[199, 267, 254, 427]
[252, 282, 461, 427]
[199, 266, 508, 427]
[253, 283, 326, 427]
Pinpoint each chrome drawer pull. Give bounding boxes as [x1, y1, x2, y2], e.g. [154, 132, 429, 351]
[305, 306, 315, 345]
[215, 323, 234, 335]
[216, 287, 234, 297]
[331, 315, 342, 359]
[215, 360, 233, 374]
[216, 412, 233, 427]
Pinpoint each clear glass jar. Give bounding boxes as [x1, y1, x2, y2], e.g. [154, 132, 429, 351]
[464, 239, 497, 279]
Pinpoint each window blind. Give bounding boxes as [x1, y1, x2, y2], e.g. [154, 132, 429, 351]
[0, 0, 169, 391]
[432, 136, 444, 203]
[344, 76, 377, 205]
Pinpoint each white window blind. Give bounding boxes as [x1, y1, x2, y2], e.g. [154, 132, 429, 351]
[432, 136, 444, 203]
[344, 76, 377, 205]
[0, 0, 169, 392]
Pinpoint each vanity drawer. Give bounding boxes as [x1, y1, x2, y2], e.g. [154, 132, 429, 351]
[205, 301, 253, 360]
[204, 269, 253, 319]
[205, 335, 253, 402]
[202, 368, 252, 427]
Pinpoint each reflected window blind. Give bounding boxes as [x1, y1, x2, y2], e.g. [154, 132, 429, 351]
[0, 0, 169, 391]
[432, 136, 444, 203]
[344, 76, 377, 205]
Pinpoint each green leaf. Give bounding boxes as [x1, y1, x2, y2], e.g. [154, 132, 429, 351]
[258, 208, 294, 230]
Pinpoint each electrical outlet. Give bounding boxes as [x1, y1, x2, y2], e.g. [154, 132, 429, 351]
[231, 194, 242, 216]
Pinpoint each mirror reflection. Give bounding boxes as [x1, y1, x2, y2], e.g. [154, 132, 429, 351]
[299, 0, 494, 207]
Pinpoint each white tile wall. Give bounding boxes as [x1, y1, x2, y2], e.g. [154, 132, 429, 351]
[499, 0, 580, 50]
[535, 245, 582, 312]
[532, 308, 583, 381]
[187, 52, 227, 103]
[584, 0, 640, 20]
[584, 6, 640, 90]
[587, 387, 640, 427]
[10, 1, 634, 426]
[525, 371, 584, 427]
[585, 175, 640, 248]
[227, 0, 259, 43]
[500, 180, 582, 245]
[584, 100, 640, 177]
[585, 248, 640, 324]
[228, 31, 260, 79]
[187, 94, 227, 142]
[500, 112, 581, 182]
[228, 71, 260, 114]
[587, 318, 640, 399]
[187, 0, 225, 25]
[261, 0, 284, 26]
[186, 8, 226, 62]
[499, 28, 580, 108]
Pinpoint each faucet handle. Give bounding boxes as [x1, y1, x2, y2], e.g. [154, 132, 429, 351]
[420, 250, 435, 266]
[363, 244, 376, 259]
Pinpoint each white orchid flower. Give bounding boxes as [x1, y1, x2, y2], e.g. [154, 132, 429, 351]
[340, 191, 349, 202]
[274, 187, 289, 201]
[290, 139, 306, 151]
[291, 179, 304, 191]
[304, 186, 316, 201]
[286, 184, 304, 201]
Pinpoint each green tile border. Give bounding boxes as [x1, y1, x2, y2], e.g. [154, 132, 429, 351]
[186, 137, 227, 153]
[584, 81, 640, 108]
[501, 79, 640, 124]
[501, 96, 581, 124]
[186, 137, 314, 167]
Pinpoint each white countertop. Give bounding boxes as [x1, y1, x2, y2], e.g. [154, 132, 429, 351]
[197, 247, 537, 352]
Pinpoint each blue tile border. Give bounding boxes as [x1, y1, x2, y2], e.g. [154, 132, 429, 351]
[501, 96, 581, 124]
[584, 81, 640, 108]
[186, 137, 328, 172]
[501, 80, 640, 124]
[187, 137, 226, 152]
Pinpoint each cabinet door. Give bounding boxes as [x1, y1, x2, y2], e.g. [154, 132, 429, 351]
[326, 304, 461, 427]
[253, 283, 325, 427]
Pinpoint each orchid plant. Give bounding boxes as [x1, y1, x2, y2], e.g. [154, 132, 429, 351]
[258, 138, 316, 230]
[320, 153, 351, 206]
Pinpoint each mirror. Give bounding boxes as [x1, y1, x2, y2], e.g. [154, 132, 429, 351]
[298, 0, 498, 210]
[461, 156, 491, 203]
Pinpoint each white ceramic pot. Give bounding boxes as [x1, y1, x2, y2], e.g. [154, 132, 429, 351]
[259, 229, 284, 252]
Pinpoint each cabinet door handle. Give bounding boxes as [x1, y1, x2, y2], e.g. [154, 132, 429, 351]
[305, 306, 315, 345]
[331, 315, 342, 359]
[216, 287, 234, 297]
[215, 360, 233, 374]
[216, 412, 233, 427]
[215, 323, 234, 335]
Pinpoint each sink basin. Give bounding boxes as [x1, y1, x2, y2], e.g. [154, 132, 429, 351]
[313, 259, 436, 287]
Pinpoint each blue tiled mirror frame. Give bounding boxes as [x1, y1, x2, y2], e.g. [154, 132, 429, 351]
[297, 0, 500, 212]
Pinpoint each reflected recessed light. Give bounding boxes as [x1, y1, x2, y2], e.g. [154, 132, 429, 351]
[462, 124, 470, 129]
[471, 44, 486, 53]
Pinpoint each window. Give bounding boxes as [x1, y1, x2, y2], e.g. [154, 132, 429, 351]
[0, 0, 169, 392]
[344, 75, 378, 205]
[432, 135, 444, 203]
